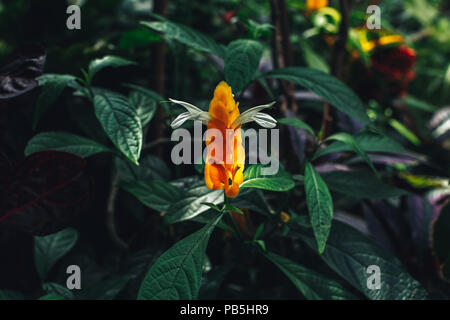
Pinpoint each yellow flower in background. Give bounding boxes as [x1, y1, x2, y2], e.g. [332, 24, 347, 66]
[357, 28, 404, 53]
[169, 82, 276, 198]
[307, 0, 328, 11]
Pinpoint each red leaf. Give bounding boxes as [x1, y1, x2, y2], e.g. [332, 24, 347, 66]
[0, 151, 90, 235]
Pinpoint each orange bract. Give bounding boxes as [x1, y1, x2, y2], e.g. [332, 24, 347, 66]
[306, 0, 328, 11]
[205, 82, 245, 198]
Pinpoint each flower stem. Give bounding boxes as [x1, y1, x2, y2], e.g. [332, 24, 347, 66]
[224, 191, 243, 241]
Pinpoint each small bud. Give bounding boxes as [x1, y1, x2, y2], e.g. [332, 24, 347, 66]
[280, 211, 290, 223]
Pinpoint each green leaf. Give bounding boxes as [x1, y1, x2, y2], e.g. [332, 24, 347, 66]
[165, 187, 223, 224]
[39, 293, 64, 300]
[88, 56, 136, 82]
[240, 164, 295, 192]
[138, 214, 222, 300]
[43, 282, 75, 300]
[277, 117, 315, 136]
[223, 203, 244, 215]
[129, 90, 157, 127]
[323, 132, 378, 176]
[322, 170, 408, 199]
[119, 28, 162, 49]
[389, 119, 421, 146]
[140, 20, 225, 58]
[34, 228, 79, 280]
[313, 131, 408, 159]
[402, 95, 439, 113]
[25, 132, 111, 158]
[93, 92, 143, 164]
[0, 290, 24, 300]
[261, 67, 370, 125]
[294, 218, 428, 300]
[115, 154, 172, 182]
[124, 83, 168, 113]
[300, 40, 330, 73]
[121, 180, 183, 212]
[262, 251, 358, 300]
[79, 275, 131, 300]
[33, 74, 76, 130]
[224, 39, 263, 93]
[201, 202, 222, 212]
[304, 162, 333, 254]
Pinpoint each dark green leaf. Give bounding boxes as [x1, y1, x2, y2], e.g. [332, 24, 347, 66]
[141, 20, 225, 58]
[323, 132, 378, 176]
[300, 40, 330, 73]
[294, 219, 428, 300]
[278, 117, 315, 136]
[313, 131, 408, 159]
[138, 214, 222, 300]
[224, 39, 263, 93]
[322, 170, 408, 199]
[261, 67, 370, 125]
[304, 162, 333, 254]
[263, 251, 358, 300]
[43, 282, 75, 300]
[79, 275, 131, 300]
[39, 293, 64, 300]
[121, 180, 183, 212]
[33, 74, 76, 130]
[88, 56, 136, 81]
[0, 290, 24, 300]
[129, 90, 157, 126]
[34, 228, 79, 280]
[165, 187, 223, 224]
[93, 92, 142, 164]
[119, 28, 162, 49]
[25, 132, 111, 158]
[241, 164, 295, 192]
[115, 154, 171, 182]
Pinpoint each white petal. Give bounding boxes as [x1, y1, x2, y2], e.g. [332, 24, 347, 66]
[169, 98, 203, 115]
[232, 101, 276, 128]
[169, 98, 210, 128]
[253, 112, 277, 128]
[170, 112, 192, 129]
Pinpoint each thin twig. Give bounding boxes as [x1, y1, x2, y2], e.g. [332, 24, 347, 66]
[106, 172, 129, 250]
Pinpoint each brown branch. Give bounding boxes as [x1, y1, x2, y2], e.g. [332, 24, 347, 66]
[269, 0, 298, 113]
[321, 0, 352, 141]
[148, 0, 169, 156]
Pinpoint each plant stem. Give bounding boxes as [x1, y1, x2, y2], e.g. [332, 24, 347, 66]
[106, 172, 128, 250]
[224, 191, 243, 240]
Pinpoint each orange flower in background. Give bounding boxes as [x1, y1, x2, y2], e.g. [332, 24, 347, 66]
[306, 0, 328, 11]
[169, 82, 276, 198]
[205, 82, 245, 198]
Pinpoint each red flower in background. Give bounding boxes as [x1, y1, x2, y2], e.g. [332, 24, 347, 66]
[371, 46, 416, 82]
[369, 46, 417, 97]
[221, 11, 235, 24]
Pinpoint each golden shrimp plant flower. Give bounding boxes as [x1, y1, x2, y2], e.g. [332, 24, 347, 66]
[169, 81, 276, 198]
[306, 0, 328, 11]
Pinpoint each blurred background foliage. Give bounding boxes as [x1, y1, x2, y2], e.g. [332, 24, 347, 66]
[0, 0, 449, 300]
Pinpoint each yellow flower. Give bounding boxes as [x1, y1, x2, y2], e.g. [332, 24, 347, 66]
[307, 0, 328, 11]
[205, 82, 245, 197]
[169, 81, 276, 198]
